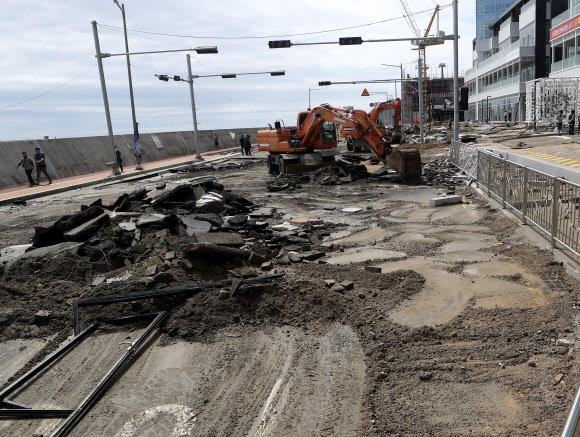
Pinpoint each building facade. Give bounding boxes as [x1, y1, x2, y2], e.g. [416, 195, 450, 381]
[550, 0, 580, 77]
[465, 0, 566, 122]
[477, 0, 518, 40]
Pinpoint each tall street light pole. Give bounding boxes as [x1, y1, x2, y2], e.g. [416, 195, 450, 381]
[92, 21, 120, 175]
[382, 63, 404, 123]
[158, 66, 285, 160]
[452, 0, 459, 140]
[308, 88, 321, 110]
[113, 1, 141, 169]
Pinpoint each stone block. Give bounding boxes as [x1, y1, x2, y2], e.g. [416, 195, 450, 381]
[365, 266, 382, 273]
[429, 195, 463, 207]
[340, 281, 354, 290]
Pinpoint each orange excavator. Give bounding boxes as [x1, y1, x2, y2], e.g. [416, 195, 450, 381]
[343, 98, 402, 152]
[257, 103, 421, 183]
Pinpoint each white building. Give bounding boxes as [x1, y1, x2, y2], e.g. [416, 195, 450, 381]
[465, 0, 567, 122]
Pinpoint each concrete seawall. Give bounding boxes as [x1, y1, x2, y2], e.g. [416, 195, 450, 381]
[2, 127, 262, 189]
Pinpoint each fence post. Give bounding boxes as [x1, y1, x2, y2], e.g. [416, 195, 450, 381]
[551, 177, 560, 248]
[522, 166, 528, 225]
[502, 156, 507, 208]
[487, 152, 492, 196]
[476, 148, 481, 182]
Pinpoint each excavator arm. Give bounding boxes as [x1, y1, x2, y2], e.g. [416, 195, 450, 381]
[308, 105, 421, 183]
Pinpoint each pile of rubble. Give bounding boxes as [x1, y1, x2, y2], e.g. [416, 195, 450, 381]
[3, 176, 345, 293]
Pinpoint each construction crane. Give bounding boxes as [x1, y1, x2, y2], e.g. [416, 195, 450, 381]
[399, 1, 442, 120]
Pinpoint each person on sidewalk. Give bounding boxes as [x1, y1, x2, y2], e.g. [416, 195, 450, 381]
[239, 134, 246, 155]
[33, 147, 53, 184]
[16, 151, 38, 187]
[556, 110, 564, 135]
[569, 110, 576, 135]
[504, 110, 508, 122]
[115, 147, 124, 172]
[244, 134, 252, 156]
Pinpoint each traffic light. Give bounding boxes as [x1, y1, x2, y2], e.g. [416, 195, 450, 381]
[459, 87, 469, 110]
[268, 40, 292, 49]
[319, 81, 332, 86]
[158, 75, 169, 82]
[174, 76, 181, 81]
[339, 37, 363, 45]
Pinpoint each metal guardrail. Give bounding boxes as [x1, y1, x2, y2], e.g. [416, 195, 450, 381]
[450, 140, 580, 436]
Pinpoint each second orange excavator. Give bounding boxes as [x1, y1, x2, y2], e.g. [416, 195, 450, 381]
[257, 103, 421, 183]
[343, 98, 402, 153]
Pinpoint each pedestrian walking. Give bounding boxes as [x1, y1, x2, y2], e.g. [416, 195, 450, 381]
[239, 134, 246, 155]
[115, 147, 124, 172]
[504, 110, 508, 122]
[16, 151, 38, 187]
[214, 133, 220, 150]
[508, 110, 512, 121]
[244, 134, 252, 156]
[556, 110, 564, 135]
[569, 109, 576, 135]
[33, 147, 53, 184]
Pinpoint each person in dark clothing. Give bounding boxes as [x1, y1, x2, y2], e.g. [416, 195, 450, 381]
[115, 148, 124, 172]
[569, 110, 576, 135]
[33, 147, 53, 184]
[214, 133, 220, 150]
[244, 135, 252, 156]
[16, 151, 38, 187]
[239, 134, 246, 155]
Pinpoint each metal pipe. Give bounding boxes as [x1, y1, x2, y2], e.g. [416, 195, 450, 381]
[92, 21, 120, 176]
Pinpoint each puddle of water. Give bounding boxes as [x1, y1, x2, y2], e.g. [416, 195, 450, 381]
[430, 204, 481, 225]
[387, 187, 443, 204]
[436, 231, 498, 254]
[391, 232, 440, 245]
[331, 227, 397, 246]
[328, 248, 407, 265]
[383, 208, 436, 224]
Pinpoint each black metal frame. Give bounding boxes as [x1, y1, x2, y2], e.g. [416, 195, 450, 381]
[0, 272, 284, 435]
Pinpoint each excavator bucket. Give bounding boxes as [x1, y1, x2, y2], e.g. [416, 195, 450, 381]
[386, 148, 422, 184]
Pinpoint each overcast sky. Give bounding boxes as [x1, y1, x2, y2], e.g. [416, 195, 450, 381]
[0, 0, 475, 141]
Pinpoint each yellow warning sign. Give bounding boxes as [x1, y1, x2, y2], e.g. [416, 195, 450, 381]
[361, 88, 370, 96]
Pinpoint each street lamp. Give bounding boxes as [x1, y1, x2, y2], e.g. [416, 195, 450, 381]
[112, 1, 141, 169]
[308, 88, 321, 110]
[91, 18, 217, 175]
[156, 64, 285, 159]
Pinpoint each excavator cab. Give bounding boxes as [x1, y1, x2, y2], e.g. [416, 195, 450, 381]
[321, 121, 337, 145]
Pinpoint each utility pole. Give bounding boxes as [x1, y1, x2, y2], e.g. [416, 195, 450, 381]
[418, 57, 424, 143]
[186, 54, 203, 160]
[92, 21, 119, 176]
[452, 0, 459, 140]
[113, 1, 142, 169]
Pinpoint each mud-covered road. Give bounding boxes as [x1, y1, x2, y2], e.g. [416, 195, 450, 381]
[1, 145, 579, 436]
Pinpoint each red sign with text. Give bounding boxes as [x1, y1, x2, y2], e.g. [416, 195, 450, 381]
[550, 15, 580, 41]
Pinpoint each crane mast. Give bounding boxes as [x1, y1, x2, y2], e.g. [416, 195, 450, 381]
[398, 1, 441, 123]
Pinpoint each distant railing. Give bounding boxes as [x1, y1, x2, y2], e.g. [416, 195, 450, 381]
[450, 140, 580, 258]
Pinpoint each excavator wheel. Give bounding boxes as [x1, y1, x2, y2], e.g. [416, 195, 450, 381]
[386, 148, 422, 184]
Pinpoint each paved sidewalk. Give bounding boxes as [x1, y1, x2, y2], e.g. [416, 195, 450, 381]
[0, 148, 241, 205]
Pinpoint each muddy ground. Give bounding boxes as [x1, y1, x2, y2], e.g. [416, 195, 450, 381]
[1, 142, 580, 436]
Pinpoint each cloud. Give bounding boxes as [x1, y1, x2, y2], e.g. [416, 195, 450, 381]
[0, 0, 474, 141]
